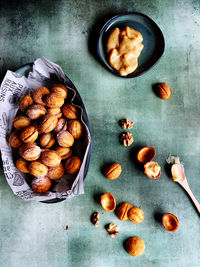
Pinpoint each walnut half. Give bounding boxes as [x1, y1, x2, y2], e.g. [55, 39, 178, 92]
[106, 223, 119, 238]
[120, 132, 134, 146]
[120, 118, 134, 129]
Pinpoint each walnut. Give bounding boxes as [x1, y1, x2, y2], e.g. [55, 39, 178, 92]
[120, 132, 133, 146]
[106, 223, 119, 238]
[120, 118, 134, 129]
[91, 212, 100, 227]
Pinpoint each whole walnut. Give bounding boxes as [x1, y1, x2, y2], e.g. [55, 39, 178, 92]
[9, 131, 22, 148]
[45, 93, 65, 108]
[20, 125, 38, 143]
[16, 158, 29, 173]
[26, 104, 46, 120]
[39, 132, 55, 148]
[19, 94, 33, 112]
[19, 143, 41, 161]
[48, 163, 65, 180]
[51, 84, 68, 99]
[65, 156, 81, 174]
[39, 115, 58, 133]
[41, 150, 61, 167]
[29, 161, 48, 177]
[68, 119, 83, 139]
[13, 116, 31, 130]
[62, 103, 78, 119]
[117, 202, 133, 221]
[57, 131, 74, 147]
[31, 176, 52, 194]
[32, 87, 50, 105]
[125, 237, 145, 256]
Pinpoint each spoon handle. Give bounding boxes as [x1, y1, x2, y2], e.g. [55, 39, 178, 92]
[179, 180, 200, 214]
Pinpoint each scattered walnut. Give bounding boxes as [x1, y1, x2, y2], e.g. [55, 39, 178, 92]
[91, 212, 100, 227]
[106, 223, 119, 238]
[120, 132, 134, 146]
[120, 118, 134, 129]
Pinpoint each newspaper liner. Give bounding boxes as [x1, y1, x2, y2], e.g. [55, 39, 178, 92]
[0, 57, 91, 201]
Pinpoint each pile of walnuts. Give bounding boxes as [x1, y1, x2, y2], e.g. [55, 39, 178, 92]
[9, 84, 84, 194]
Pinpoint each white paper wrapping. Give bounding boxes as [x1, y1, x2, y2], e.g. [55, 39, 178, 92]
[0, 57, 91, 201]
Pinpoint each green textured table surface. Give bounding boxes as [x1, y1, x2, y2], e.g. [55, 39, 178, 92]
[0, 0, 200, 266]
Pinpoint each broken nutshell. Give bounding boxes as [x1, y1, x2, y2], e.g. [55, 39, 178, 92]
[120, 132, 134, 146]
[106, 223, 119, 238]
[162, 213, 179, 232]
[120, 118, 134, 129]
[100, 192, 116, 212]
[91, 212, 100, 227]
[137, 146, 156, 164]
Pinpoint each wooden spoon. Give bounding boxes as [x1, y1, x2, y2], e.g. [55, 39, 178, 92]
[171, 160, 200, 213]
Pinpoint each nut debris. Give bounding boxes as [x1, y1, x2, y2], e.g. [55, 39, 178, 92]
[120, 132, 134, 146]
[106, 223, 119, 238]
[91, 212, 100, 227]
[120, 118, 134, 129]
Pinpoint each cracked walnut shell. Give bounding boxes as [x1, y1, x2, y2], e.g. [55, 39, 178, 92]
[162, 213, 179, 232]
[117, 202, 133, 221]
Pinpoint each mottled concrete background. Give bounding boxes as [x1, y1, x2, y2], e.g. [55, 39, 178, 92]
[0, 0, 200, 266]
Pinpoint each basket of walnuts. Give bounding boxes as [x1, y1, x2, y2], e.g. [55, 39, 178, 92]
[8, 84, 88, 197]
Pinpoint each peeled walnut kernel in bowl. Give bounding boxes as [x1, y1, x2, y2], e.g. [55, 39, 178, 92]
[117, 202, 133, 221]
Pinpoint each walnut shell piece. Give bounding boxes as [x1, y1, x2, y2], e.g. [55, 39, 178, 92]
[32, 87, 50, 105]
[20, 126, 38, 143]
[57, 131, 74, 148]
[29, 161, 48, 177]
[48, 163, 65, 180]
[128, 207, 144, 224]
[39, 115, 58, 133]
[26, 104, 46, 120]
[144, 161, 161, 179]
[117, 202, 133, 221]
[47, 108, 62, 119]
[54, 147, 72, 160]
[45, 93, 65, 108]
[9, 131, 22, 148]
[19, 94, 33, 112]
[68, 119, 83, 139]
[51, 84, 68, 99]
[100, 192, 116, 212]
[16, 158, 29, 173]
[162, 213, 179, 232]
[137, 146, 156, 164]
[125, 237, 145, 256]
[41, 150, 61, 167]
[104, 162, 122, 180]
[62, 103, 78, 119]
[54, 118, 67, 134]
[155, 82, 172, 100]
[65, 156, 81, 174]
[19, 143, 41, 161]
[39, 133, 55, 148]
[31, 176, 52, 194]
[13, 116, 31, 130]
